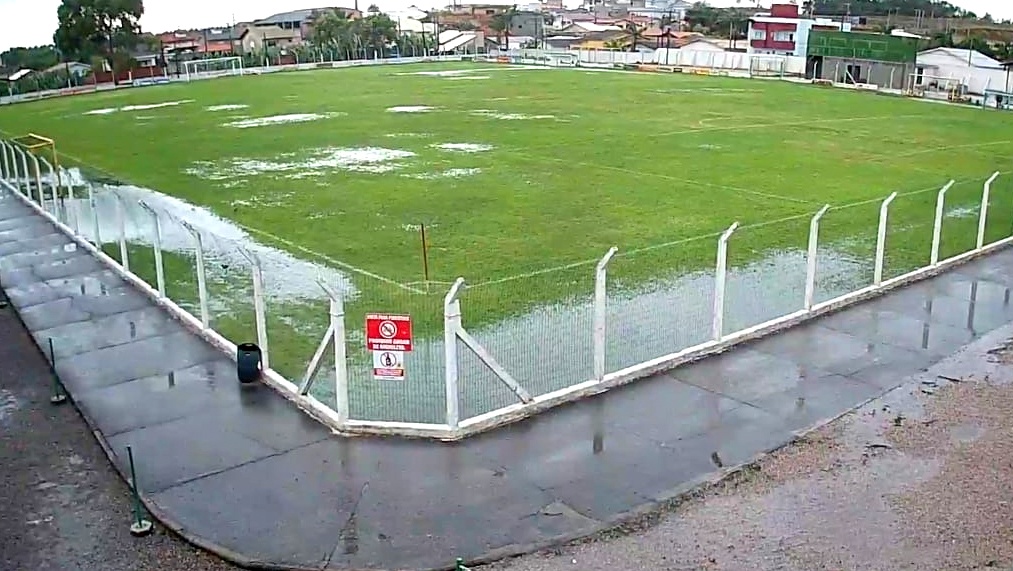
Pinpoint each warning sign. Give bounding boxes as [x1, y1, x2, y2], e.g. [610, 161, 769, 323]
[372, 350, 405, 381]
[365, 313, 413, 352]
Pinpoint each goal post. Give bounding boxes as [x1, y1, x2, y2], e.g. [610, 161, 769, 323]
[183, 56, 245, 82]
[906, 73, 966, 99]
[748, 55, 786, 78]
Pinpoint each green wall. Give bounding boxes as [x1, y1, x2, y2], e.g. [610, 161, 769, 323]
[807, 31, 918, 63]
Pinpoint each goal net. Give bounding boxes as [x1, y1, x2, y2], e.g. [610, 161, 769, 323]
[749, 56, 786, 78]
[183, 57, 244, 82]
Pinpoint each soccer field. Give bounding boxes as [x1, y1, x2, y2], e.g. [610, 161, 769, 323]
[2, 61, 1012, 423]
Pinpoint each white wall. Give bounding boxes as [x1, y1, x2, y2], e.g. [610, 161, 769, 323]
[917, 51, 1012, 94]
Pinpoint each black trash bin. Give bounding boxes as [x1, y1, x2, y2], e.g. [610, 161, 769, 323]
[236, 343, 262, 384]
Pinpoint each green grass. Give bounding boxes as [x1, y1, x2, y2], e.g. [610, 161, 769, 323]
[4, 62, 1013, 401]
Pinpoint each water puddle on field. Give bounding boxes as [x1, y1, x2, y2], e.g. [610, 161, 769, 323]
[52, 168, 355, 302]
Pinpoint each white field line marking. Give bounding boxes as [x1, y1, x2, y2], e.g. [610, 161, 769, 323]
[237, 224, 425, 293]
[467, 170, 1013, 289]
[27, 145, 426, 294]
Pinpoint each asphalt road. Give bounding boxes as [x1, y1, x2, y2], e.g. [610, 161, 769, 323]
[0, 300, 237, 571]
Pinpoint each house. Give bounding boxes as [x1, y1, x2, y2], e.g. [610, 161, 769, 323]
[241, 25, 303, 52]
[544, 34, 584, 49]
[572, 29, 632, 49]
[202, 28, 240, 55]
[806, 30, 917, 89]
[438, 29, 489, 53]
[244, 7, 362, 50]
[679, 37, 731, 52]
[641, 27, 700, 49]
[748, 3, 846, 57]
[915, 47, 1010, 95]
[625, 0, 691, 21]
[439, 4, 511, 37]
[560, 21, 623, 34]
[509, 11, 548, 39]
[42, 62, 92, 77]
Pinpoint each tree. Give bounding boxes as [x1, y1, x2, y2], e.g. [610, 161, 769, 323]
[54, 0, 144, 80]
[0, 46, 61, 71]
[625, 22, 643, 52]
[489, 6, 518, 50]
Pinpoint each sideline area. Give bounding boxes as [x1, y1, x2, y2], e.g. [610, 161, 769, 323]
[3, 185, 1013, 569]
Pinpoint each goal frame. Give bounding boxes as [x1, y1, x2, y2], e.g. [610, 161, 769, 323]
[183, 56, 245, 82]
[748, 55, 787, 78]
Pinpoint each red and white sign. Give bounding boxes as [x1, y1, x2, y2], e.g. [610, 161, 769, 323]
[373, 350, 405, 381]
[365, 313, 413, 352]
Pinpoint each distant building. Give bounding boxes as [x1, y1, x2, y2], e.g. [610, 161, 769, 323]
[748, 3, 846, 57]
[916, 47, 1010, 94]
[43, 62, 92, 77]
[241, 7, 361, 52]
[806, 30, 917, 90]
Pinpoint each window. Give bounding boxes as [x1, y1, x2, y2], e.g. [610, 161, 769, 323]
[750, 29, 766, 41]
[773, 31, 794, 42]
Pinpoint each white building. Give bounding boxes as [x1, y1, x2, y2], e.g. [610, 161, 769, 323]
[915, 47, 1010, 95]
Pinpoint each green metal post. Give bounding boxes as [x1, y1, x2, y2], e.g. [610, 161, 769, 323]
[127, 445, 153, 536]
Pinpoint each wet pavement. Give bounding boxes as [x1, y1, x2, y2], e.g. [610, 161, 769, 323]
[4, 186, 1013, 570]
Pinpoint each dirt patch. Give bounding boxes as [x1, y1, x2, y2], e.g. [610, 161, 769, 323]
[491, 345, 1013, 571]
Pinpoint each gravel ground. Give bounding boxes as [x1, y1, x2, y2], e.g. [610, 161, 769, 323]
[488, 344, 1013, 571]
[0, 302, 237, 571]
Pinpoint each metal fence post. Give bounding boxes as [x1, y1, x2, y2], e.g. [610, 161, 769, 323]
[115, 194, 130, 272]
[593, 247, 618, 382]
[329, 289, 349, 423]
[87, 183, 101, 246]
[250, 256, 269, 369]
[41, 157, 58, 214]
[138, 202, 165, 297]
[30, 153, 44, 207]
[712, 222, 739, 341]
[180, 221, 210, 327]
[931, 180, 954, 266]
[18, 148, 30, 198]
[873, 192, 898, 286]
[444, 278, 465, 429]
[0, 142, 10, 181]
[977, 172, 1001, 249]
[804, 205, 830, 311]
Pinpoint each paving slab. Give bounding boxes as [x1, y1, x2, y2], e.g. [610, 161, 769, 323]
[54, 330, 221, 390]
[31, 305, 179, 359]
[5, 186, 1013, 571]
[5, 269, 125, 308]
[20, 286, 151, 332]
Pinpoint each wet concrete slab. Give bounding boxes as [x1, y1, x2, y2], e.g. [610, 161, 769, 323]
[6, 190, 1013, 570]
[55, 331, 221, 390]
[19, 287, 151, 332]
[0, 232, 75, 257]
[5, 270, 125, 308]
[31, 306, 178, 359]
[0, 254, 104, 289]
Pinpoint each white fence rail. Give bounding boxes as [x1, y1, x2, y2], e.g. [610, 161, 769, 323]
[2, 147, 1011, 439]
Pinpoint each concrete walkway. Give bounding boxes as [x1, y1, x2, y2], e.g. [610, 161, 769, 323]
[3, 188, 1013, 571]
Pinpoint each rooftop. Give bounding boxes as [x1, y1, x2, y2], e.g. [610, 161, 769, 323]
[919, 47, 1004, 68]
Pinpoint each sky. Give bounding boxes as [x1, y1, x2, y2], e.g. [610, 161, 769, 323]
[1, 0, 1012, 52]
